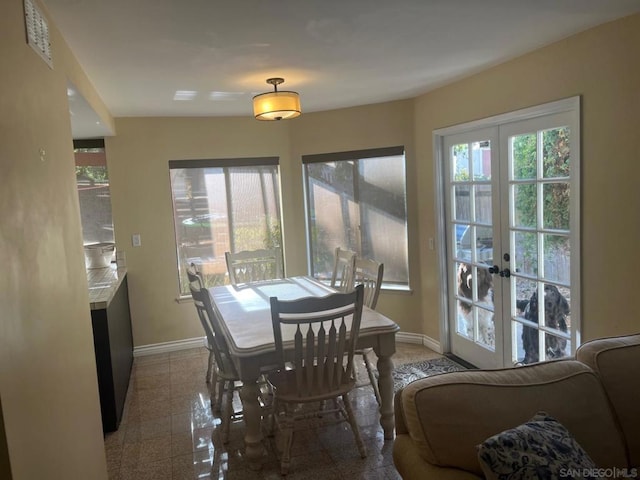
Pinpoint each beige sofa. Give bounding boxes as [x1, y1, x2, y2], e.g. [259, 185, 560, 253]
[393, 334, 640, 479]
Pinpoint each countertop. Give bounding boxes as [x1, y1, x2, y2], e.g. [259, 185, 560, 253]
[87, 264, 127, 310]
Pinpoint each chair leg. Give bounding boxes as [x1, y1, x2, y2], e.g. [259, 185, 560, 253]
[279, 407, 294, 475]
[209, 367, 220, 409]
[363, 351, 381, 405]
[267, 397, 278, 437]
[221, 380, 234, 444]
[342, 393, 367, 458]
[205, 349, 214, 384]
[213, 378, 225, 414]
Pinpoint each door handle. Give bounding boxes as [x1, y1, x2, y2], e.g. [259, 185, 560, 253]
[499, 268, 511, 278]
[488, 265, 500, 274]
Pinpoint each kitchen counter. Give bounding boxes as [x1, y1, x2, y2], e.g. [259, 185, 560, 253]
[87, 263, 133, 433]
[87, 264, 127, 310]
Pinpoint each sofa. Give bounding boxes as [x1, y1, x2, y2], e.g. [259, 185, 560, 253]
[393, 334, 640, 479]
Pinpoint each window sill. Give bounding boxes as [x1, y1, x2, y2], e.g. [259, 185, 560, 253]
[175, 295, 194, 304]
[381, 284, 413, 294]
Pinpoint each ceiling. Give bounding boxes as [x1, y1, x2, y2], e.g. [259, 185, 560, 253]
[42, 0, 640, 138]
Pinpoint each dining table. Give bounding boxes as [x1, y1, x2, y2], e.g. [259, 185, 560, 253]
[207, 275, 400, 467]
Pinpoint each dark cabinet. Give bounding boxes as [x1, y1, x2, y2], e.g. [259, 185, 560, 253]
[91, 275, 133, 433]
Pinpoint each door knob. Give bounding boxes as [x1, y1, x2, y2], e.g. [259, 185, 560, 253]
[500, 268, 511, 278]
[488, 265, 500, 274]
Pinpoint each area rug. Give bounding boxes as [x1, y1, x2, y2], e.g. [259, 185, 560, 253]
[392, 356, 467, 391]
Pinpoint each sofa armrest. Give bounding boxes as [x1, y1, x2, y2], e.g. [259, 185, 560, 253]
[577, 333, 640, 467]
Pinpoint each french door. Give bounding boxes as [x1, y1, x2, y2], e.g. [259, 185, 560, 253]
[436, 98, 580, 369]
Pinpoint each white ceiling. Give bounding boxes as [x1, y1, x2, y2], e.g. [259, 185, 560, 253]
[42, 0, 640, 137]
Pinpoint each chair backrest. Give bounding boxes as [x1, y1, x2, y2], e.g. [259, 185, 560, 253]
[330, 247, 356, 293]
[270, 284, 364, 398]
[187, 264, 237, 377]
[225, 248, 284, 286]
[353, 257, 384, 309]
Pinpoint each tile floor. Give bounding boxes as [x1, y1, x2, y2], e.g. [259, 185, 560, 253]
[105, 343, 441, 479]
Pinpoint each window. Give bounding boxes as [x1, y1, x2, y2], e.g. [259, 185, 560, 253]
[75, 139, 114, 246]
[169, 157, 282, 295]
[303, 146, 409, 288]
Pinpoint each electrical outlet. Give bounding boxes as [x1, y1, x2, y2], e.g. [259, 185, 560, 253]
[132, 234, 141, 247]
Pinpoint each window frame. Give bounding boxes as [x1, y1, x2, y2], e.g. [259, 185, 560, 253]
[169, 156, 282, 297]
[302, 146, 410, 290]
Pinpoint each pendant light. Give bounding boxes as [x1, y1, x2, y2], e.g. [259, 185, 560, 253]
[253, 78, 301, 121]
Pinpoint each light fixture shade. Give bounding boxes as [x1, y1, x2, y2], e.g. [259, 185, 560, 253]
[253, 90, 301, 121]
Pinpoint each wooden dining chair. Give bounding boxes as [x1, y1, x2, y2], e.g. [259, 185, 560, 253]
[353, 257, 384, 405]
[330, 247, 356, 292]
[268, 284, 367, 475]
[187, 264, 242, 443]
[225, 247, 284, 286]
[186, 265, 216, 385]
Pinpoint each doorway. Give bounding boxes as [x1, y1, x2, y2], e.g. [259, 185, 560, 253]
[435, 97, 581, 368]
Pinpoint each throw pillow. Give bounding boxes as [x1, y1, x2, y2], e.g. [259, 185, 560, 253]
[477, 411, 597, 480]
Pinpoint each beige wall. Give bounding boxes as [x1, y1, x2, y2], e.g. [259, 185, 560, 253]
[0, 1, 109, 478]
[107, 103, 421, 346]
[414, 13, 640, 341]
[108, 14, 640, 351]
[107, 117, 292, 345]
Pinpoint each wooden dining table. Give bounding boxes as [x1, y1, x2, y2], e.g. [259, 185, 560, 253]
[207, 275, 400, 466]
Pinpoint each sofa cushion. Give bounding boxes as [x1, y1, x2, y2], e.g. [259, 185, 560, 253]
[477, 412, 596, 480]
[394, 434, 482, 480]
[576, 333, 640, 467]
[398, 360, 626, 476]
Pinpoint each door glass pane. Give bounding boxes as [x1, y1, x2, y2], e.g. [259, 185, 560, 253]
[539, 284, 571, 328]
[542, 127, 570, 178]
[543, 234, 570, 283]
[456, 225, 493, 263]
[514, 278, 537, 317]
[456, 262, 495, 347]
[476, 306, 495, 349]
[513, 183, 536, 228]
[543, 182, 570, 230]
[512, 320, 525, 365]
[471, 226, 493, 263]
[472, 140, 492, 180]
[454, 224, 470, 261]
[512, 133, 537, 180]
[513, 231, 537, 277]
[456, 261, 474, 340]
[475, 184, 492, 225]
[452, 144, 469, 179]
[519, 282, 571, 364]
[545, 334, 571, 362]
[453, 185, 471, 222]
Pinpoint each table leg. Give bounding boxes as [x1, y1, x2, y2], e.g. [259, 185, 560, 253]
[376, 354, 395, 439]
[239, 379, 265, 469]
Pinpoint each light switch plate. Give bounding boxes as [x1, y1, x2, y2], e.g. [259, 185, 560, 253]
[132, 234, 141, 247]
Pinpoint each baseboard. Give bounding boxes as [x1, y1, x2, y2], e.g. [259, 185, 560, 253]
[395, 332, 442, 354]
[133, 337, 206, 357]
[135, 332, 442, 357]
[420, 334, 443, 354]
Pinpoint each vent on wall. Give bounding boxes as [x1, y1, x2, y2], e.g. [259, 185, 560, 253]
[23, 0, 52, 68]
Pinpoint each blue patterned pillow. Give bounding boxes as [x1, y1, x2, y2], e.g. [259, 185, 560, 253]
[477, 412, 597, 480]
